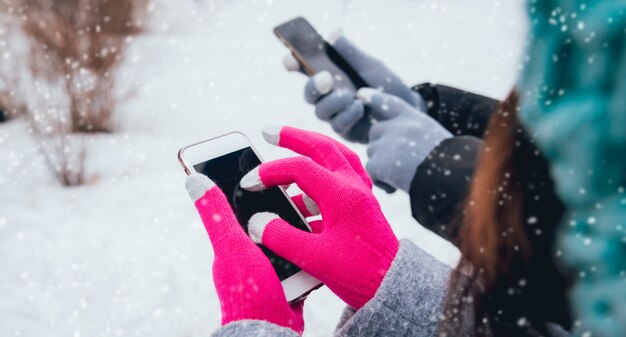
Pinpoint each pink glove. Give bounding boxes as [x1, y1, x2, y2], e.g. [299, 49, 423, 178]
[185, 174, 305, 333]
[241, 126, 400, 309]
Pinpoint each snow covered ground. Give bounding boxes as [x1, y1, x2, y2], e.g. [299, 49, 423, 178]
[0, 0, 527, 336]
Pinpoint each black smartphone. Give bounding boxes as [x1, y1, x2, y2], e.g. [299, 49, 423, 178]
[274, 16, 369, 92]
[274, 17, 373, 143]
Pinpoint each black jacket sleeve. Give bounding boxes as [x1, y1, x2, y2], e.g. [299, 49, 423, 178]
[413, 83, 499, 138]
[409, 136, 482, 245]
[406, 83, 499, 245]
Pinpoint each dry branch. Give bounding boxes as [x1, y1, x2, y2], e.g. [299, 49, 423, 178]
[0, 0, 150, 186]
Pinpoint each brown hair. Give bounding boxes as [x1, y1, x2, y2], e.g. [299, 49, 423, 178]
[440, 91, 569, 336]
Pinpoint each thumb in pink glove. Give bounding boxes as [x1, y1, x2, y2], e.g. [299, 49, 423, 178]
[185, 174, 305, 333]
[241, 126, 400, 310]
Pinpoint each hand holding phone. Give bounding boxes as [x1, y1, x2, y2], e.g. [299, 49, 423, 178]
[275, 17, 368, 92]
[275, 17, 424, 144]
[240, 126, 400, 310]
[184, 173, 306, 333]
[179, 132, 321, 299]
[179, 132, 322, 332]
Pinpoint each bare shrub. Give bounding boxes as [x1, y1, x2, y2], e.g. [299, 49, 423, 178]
[0, 0, 150, 186]
[28, 107, 88, 186]
[21, 0, 149, 133]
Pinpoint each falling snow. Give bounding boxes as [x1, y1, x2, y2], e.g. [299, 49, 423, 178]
[0, 0, 526, 336]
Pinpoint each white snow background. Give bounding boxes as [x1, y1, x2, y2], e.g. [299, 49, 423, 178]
[0, 0, 527, 336]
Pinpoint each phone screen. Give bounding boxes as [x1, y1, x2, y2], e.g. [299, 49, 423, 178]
[193, 147, 308, 281]
[274, 17, 368, 92]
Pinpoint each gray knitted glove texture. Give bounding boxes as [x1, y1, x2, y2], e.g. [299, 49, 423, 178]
[358, 88, 452, 193]
[285, 32, 425, 143]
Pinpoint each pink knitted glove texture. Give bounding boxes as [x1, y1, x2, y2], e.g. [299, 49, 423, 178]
[241, 126, 400, 310]
[185, 174, 305, 334]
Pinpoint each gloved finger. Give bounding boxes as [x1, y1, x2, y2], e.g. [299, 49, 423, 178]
[264, 125, 372, 189]
[314, 88, 353, 121]
[248, 212, 325, 270]
[357, 88, 413, 121]
[261, 125, 351, 172]
[327, 136, 373, 188]
[330, 100, 365, 135]
[278, 125, 372, 188]
[328, 31, 379, 75]
[304, 71, 334, 104]
[240, 156, 334, 203]
[291, 193, 320, 218]
[283, 53, 306, 74]
[185, 174, 249, 248]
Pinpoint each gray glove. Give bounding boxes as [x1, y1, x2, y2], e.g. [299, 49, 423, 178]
[284, 31, 425, 143]
[358, 88, 452, 193]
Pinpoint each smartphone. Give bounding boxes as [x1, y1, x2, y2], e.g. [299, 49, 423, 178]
[274, 17, 373, 144]
[178, 132, 322, 302]
[274, 16, 369, 92]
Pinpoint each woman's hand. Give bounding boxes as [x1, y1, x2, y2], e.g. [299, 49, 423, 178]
[185, 174, 305, 334]
[284, 32, 424, 143]
[240, 126, 400, 310]
[359, 88, 452, 193]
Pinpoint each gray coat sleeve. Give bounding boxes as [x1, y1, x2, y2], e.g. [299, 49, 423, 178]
[212, 320, 299, 337]
[210, 240, 570, 337]
[333, 239, 454, 337]
[333, 240, 571, 337]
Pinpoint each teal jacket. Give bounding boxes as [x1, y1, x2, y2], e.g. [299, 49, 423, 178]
[518, 1, 626, 336]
